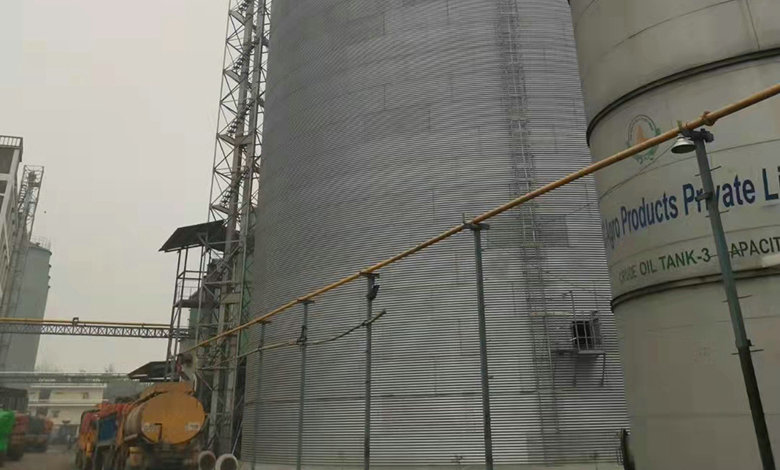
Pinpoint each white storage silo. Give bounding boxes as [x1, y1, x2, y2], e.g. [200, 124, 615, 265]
[6, 242, 52, 371]
[569, 0, 780, 468]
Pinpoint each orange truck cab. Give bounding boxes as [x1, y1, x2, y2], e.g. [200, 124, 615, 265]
[7, 414, 29, 461]
[75, 409, 99, 470]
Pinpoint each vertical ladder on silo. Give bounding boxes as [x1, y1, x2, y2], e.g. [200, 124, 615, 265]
[496, 0, 560, 463]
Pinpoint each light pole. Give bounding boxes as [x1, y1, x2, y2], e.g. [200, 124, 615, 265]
[671, 128, 776, 469]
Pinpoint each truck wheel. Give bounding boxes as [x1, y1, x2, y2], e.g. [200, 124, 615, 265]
[101, 450, 117, 470]
[123, 459, 142, 470]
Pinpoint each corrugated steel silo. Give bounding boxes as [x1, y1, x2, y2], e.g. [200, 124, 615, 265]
[569, 0, 780, 467]
[246, 1, 628, 468]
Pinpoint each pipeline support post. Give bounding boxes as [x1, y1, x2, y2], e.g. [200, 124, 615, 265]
[686, 128, 776, 469]
[363, 272, 379, 470]
[252, 322, 266, 470]
[296, 300, 313, 470]
[468, 222, 494, 470]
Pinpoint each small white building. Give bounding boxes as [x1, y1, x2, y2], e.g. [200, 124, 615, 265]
[27, 383, 106, 431]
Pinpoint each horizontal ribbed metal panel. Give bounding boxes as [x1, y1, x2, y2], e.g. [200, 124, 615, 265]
[244, 0, 628, 467]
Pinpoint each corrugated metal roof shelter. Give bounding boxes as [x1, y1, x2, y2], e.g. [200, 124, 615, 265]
[159, 221, 226, 253]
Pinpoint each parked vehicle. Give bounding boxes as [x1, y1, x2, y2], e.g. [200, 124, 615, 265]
[6, 414, 28, 461]
[25, 415, 53, 452]
[0, 387, 31, 465]
[76, 382, 205, 470]
[0, 411, 15, 466]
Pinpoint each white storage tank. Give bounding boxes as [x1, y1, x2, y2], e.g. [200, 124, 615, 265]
[569, 0, 780, 468]
[6, 241, 51, 371]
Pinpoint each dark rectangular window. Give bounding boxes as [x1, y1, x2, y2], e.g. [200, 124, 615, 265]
[571, 318, 601, 350]
[0, 149, 13, 174]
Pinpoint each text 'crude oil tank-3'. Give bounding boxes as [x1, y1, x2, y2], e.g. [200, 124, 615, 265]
[569, 0, 780, 468]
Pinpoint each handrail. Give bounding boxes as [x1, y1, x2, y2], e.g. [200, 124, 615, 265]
[159, 84, 780, 351]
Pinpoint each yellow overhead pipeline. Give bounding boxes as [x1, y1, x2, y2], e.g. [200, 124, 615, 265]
[0, 317, 172, 328]
[188, 82, 780, 353]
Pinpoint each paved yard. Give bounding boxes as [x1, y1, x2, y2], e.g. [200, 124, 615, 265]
[5, 446, 72, 470]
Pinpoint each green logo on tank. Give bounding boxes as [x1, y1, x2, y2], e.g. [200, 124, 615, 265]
[626, 115, 662, 165]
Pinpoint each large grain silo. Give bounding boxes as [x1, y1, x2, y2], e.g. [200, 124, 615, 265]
[245, 1, 628, 468]
[569, 0, 780, 468]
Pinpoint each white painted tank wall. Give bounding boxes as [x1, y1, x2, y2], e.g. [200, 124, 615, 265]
[569, 0, 780, 468]
[571, 0, 780, 122]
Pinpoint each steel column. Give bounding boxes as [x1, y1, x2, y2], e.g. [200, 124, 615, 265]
[688, 128, 776, 469]
[363, 273, 379, 470]
[469, 223, 494, 470]
[177, 248, 190, 359]
[165, 249, 183, 378]
[252, 322, 266, 470]
[296, 301, 312, 470]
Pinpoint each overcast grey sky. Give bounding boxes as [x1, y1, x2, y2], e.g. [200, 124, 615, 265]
[0, 0, 229, 371]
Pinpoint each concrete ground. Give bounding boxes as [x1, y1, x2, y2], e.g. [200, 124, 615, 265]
[4, 445, 73, 470]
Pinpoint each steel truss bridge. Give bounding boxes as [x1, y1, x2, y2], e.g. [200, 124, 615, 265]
[0, 372, 128, 384]
[0, 318, 190, 339]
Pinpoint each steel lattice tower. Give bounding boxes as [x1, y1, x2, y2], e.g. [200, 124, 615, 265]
[195, 0, 271, 456]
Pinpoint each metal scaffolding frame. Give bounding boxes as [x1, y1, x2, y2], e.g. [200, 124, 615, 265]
[183, 0, 271, 457]
[160, 222, 223, 377]
[4, 166, 45, 316]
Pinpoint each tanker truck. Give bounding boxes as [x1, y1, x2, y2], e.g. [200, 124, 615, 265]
[76, 382, 206, 470]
